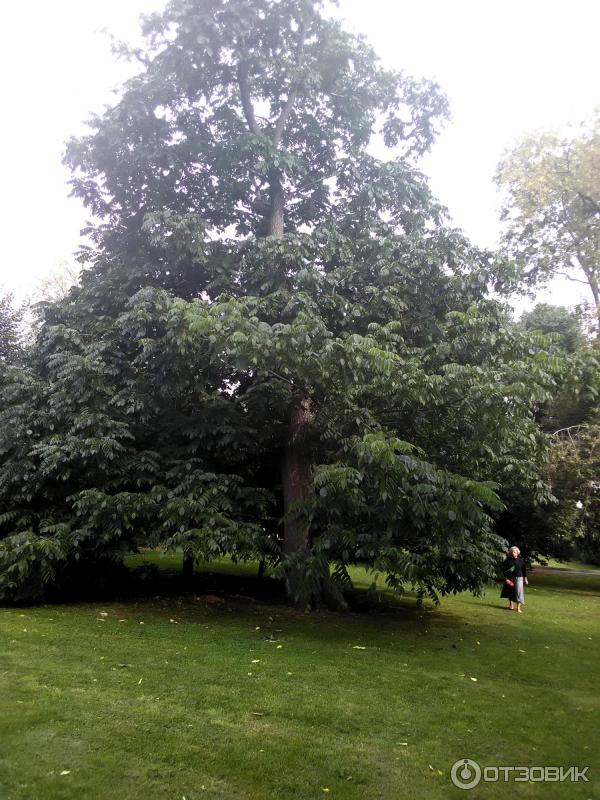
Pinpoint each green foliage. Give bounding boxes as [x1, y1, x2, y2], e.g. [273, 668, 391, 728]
[521, 303, 586, 353]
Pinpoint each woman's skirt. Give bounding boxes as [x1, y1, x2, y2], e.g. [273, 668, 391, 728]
[515, 576, 525, 604]
[500, 579, 525, 603]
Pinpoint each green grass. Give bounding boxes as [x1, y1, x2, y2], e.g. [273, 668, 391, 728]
[1, 558, 599, 799]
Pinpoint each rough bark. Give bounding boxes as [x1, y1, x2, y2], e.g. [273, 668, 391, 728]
[589, 276, 600, 333]
[281, 396, 313, 556]
[268, 171, 285, 238]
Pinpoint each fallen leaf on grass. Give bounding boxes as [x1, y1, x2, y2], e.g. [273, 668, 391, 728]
[60, 770, 70, 776]
[352, 646, 366, 650]
[470, 677, 478, 682]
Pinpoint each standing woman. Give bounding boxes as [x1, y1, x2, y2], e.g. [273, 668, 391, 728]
[500, 546, 528, 612]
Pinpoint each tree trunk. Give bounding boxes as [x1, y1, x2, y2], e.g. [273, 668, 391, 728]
[281, 396, 313, 556]
[589, 276, 600, 334]
[578, 256, 600, 334]
[268, 171, 284, 238]
[182, 551, 194, 585]
[266, 164, 346, 609]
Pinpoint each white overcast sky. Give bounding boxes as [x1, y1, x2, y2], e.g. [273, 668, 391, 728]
[1, 0, 599, 312]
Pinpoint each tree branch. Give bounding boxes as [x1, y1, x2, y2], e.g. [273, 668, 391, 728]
[554, 270, 591, 286]
[237, 61, 260, 136]
[576, 190, 600, 217]
[273, 21, 306, 146]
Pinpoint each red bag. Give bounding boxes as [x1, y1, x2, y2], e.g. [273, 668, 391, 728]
[505, 579, 515, 588]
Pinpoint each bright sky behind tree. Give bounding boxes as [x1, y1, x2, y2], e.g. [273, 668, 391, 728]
[1, 0, 599, 311]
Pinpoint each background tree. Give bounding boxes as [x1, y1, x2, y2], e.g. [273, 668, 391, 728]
[521, 303, 596, 430]
[547, 423, 600, 564]
[34, 260, 81, 304]
[496, 116, 600, 331]
[496, 304, 599, 562]
[521, 303, 586, 353]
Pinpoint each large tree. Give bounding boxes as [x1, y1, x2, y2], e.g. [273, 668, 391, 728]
[0, 0, 576, 606]
[496, 117, 600, 331]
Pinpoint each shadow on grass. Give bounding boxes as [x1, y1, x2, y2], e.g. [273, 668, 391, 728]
[20, 551, 600, 649]
[40, 560, 287, 608]
[528, 570, 600, 596]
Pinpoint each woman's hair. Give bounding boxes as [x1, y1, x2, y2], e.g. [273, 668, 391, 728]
[509, 545, 521, 557]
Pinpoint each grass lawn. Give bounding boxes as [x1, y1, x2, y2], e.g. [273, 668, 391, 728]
[1, 557, 599, 799]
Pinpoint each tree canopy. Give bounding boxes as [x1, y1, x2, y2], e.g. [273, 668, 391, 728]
[0, 0, 588, 606]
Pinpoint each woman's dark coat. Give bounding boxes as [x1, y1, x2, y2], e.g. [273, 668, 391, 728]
[500, 556, 527, 601]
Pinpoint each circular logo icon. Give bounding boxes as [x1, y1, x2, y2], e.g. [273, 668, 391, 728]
[451, 758, 482, 790]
